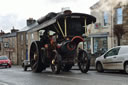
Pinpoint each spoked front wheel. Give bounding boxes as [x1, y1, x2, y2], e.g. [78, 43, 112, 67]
[78, 49, 90, 73]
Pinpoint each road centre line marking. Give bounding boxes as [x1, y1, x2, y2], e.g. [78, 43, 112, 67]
[48, 75, 91, 81]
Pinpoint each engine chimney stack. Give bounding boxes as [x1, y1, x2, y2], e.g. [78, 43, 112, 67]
[61, 7, 72, 14]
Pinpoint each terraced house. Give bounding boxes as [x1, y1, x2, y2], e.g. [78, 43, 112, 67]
[89, 0, 128, 54]
[0, 29, 28, 65]
[0, 31, 18, 64]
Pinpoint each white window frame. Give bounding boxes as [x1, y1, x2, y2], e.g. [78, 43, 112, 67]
[31, 33, 34, 41]
[103, 12, 108, 27]
[21, 34, 23, 41]
[116, 8, 123, 24]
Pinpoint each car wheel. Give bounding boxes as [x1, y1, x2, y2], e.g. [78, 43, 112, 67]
[124, 62, 128, 74]
[96, 62, 104, 72]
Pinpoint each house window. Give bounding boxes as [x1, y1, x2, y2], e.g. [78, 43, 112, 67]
[31, 33, 34, 40]
[26, 34, 28, 44]
[26, 34, 28, 41]
[116, 8, 123, 24]
[103, 12, 108, 26]
[93, 37, 108, 53]
[21, 34, 23, 41]
[4, 42, 9, 48]
[12, 38, 15, 48]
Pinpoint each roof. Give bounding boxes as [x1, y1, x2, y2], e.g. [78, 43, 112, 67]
[27, 12, 96, 33]
[20, 22, 38, 32]
[90, 1, 100, 10]
[27, 17, 56, 33]
[0, 32, 17, 38]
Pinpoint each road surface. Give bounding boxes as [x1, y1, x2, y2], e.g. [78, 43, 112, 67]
[0, 66, 128, 85]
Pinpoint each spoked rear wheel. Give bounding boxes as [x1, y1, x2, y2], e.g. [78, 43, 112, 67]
[30, 41, 46, 73]
[78, 49, 90, 73]
[51, 52, 61, 74]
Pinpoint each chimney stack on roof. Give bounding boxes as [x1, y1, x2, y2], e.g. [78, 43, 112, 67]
[11, 26, 19, 33]
[0, 30, 5, 36]
[27, 18, 36, 26]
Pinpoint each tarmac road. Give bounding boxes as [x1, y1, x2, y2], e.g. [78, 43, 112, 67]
[0, 66, 128, 85]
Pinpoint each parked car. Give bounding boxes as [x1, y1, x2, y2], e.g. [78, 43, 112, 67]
[22, 60, 30, 71]
[95, 46, 128, 74]
[0, 56, 12, 68]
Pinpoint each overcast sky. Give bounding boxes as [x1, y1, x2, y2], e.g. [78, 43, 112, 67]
[0, 0, 99, 32]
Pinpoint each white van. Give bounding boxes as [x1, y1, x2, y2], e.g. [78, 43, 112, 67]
[95, 46, 128, 74]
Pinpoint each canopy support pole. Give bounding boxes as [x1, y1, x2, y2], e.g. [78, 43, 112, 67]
[64, 17, 67, 37]
[54, 25, 60, 33]
[85, 18, 87, 35]
[57, 21, 65, 38]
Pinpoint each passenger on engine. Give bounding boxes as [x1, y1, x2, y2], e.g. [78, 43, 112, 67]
[40, 30, 50, 47]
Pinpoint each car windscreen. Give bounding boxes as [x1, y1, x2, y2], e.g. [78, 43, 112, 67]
[0, 56, 8, 60]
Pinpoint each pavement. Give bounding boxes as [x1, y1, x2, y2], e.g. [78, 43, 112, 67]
[89, 66, 96, 70]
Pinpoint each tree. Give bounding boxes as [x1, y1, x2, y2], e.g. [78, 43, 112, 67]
[114, 24, 125, 46]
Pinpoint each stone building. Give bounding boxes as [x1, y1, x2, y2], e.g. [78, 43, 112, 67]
[0, 37, 3, 56]
[14, 18, 36, 64]
[16, 31, 28, 65]
[27, 31, 39, 61]
[21, 18, 39, 61]
[0, 29, 28, 65]
[89, 0, 128, 54]
[0, 32, 18, 64]
[0, 31, 5, 55]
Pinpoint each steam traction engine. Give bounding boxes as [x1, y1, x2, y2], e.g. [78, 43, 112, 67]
[30, 10, 96, 74]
